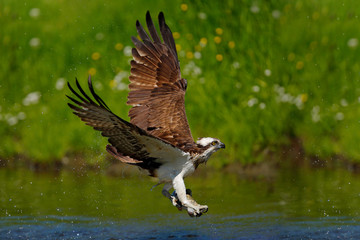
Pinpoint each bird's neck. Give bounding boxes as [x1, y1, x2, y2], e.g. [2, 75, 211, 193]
[192, 149, 214, 168]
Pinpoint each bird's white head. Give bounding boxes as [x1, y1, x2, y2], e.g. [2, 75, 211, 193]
[196, 137, 225, 161]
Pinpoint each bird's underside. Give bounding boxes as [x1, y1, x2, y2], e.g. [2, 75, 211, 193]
[67, 11, 225, 217]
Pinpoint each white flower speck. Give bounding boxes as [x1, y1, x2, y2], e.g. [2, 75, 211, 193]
[264, 69, 272, 77]
[272, 10, 281, 19]
[29, 38, 40, 48]
[23, 91, 41, 106]
[247, 98, 258, 107]
[7, 117, 18, 126]
[17, 112, 26, 120]
[5, 114, 18, 126]
[335, 112, 344, 121]
[29, 8, 40, 18]
[281, 93, 293, 103]
[198, 12, 207, 20]
[123, 46, 132, 57]
[274, 84, 303, 108]
[55, 78, 66, 90]
[250, 5, 260, 13]
[194, 52, 201, 59]
[114, 71, 128, 82]
[95, 82, 103, 90]
[274, 84, 284, 94]
[193, 66, 202, 76]
[294, 95, 304, 110]
[252, 85, 260, 92]
[259, 102, 266, 109]
[183, 61, 202, 77]
[232, 61, 240, 69]
[112, 71, 129, 91]
[340, 99, 348, 107]
[179, 50, 186, 58]
[118, 82, 127, 90]
[311, 106, 321, 122]
[348, 38, 358, 48]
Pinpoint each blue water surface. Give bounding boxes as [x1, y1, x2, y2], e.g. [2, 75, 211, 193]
[1, 214, 359, 239]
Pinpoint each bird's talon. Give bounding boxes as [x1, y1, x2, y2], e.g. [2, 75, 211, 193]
[199, 205, 208, 213]
[187, 207, 199, 217]
[170, 190, 207, 217]
[170, 196, 182, 210]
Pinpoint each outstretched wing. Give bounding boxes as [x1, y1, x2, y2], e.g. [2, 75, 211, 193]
[128, 11, 195, 151]
[67, 77, 187, 175]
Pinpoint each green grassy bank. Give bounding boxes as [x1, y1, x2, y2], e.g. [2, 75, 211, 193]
[1, 0, 359, 167]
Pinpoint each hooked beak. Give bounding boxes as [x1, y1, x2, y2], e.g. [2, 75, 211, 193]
[220, 142, 225, 149]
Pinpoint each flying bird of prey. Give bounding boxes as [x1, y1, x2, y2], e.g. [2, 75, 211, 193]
[67, 11, 225, 217]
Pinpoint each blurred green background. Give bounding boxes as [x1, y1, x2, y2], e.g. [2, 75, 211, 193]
[1, 0, 360, 169]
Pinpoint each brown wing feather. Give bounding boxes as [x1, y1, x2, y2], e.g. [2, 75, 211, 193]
[128, 11, 195, 151]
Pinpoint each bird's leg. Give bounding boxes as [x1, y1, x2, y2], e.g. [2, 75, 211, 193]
[162, 182, 182, 210]
[172, 174, 208, 217]
[161, 182, 172, 199]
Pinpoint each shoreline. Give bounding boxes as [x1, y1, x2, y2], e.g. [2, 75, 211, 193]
[1, 144, 359, 177]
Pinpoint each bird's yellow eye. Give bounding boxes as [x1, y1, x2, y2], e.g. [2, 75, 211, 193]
[211, 141, 217, 146]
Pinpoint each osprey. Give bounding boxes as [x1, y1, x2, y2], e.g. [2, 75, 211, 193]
[67, 11, 225, 217]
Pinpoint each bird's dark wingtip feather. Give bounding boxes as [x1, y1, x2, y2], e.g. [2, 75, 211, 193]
[67, 80, 89, 104]
[87, 75, 111, 111]
[67, 81, 75, 93]
[146, 11, 152, 22]
[156, 11, 178, 60]
[66, 94, 84, 107]
[145, 11, 161, 43]
[158, 12, 165, 24]
[75, 78, 94, 104]
[67, 102, 81, 111]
